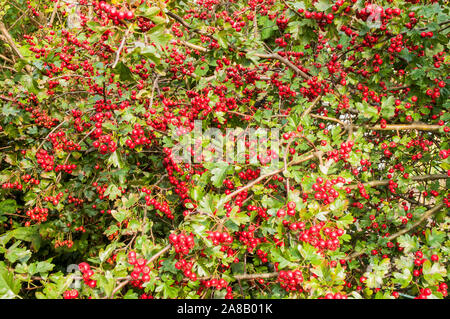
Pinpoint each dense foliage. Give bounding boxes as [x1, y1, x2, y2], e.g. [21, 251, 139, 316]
[0, 0, 449, 299]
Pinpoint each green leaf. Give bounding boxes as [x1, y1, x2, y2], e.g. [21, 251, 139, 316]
[422, 260, 446, 284]
[107, 151, 124, 169]
[381, 96, 395, 118]
[314, 0, 333, 11]
[2, 104, 20, 118]
[123, 193, 139, 209]
[5, 241, 32, 264]
[149, 25, 172, 47]
[111, 208, 129, 223]
[392, 269, 412, 288]
[99, 243, 117, 263]
[0, 199, 18, 215]
[33, 260, 54, 275]
[425, 229, 446, 247]
[113, 62, 134, 82]
[162, 283, 179, 298]
[0, 262, 21, 299]
[397, 234, 419, 253]
[271, 249, 293, 269]
[336, 213, 354, 228]
[229, 206, 250, 226]
[298, 243, 322, 265]
[207, 161, 230, 188]
[138, 6, 160, 19]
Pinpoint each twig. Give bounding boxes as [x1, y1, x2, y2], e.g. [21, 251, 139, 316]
[301, 94, 322, 118]
[347, 174, 449, 190]
[111, 25, 132, 69]
[36, 120, 67, 153]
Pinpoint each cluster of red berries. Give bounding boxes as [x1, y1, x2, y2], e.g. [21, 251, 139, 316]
[174, 258, 198, 281]
[1, 181, 23, 190]
[125, 123, 153, 149]
[206, 231, 233, 245]
[437, 283, 448, 297]
[326, 141, 355, 163]
[276, 15, 288, 30]
[49, 131, 81, 152]
[256, 249, 268, 263]
[54, 163, 77, 174]
[298, 222, 344, 252]
[275, 35, 289, 48]
[92, 134, 117, 154]
[62, 289, 79, 299]
[247, 204, 270, 219]
[75, 225, 86, 232]
[96, 1, 134, 21]
[54, 239, 73, 249]
[78, 262, 97, 288]
[236, 224, 264, 253]
[439, 149, 449, 160]
[202, 278, 229, 290]
[92, 182, 108, 200]
[67, 195, 84, 207]
[44, 192, 64, 206]
[20, 173, 38, 185]
[36, 149, 55, 171]
[224, 190, 249, 217]
[136, 16, 155, 32]
[276, 201, 297, 218]
[415, 287, 434, 299]
[322, 292, 348, 299]
[128, 251, 151, 282]
[278, 270, 304, 292]
[169, 233, 195, 255]
[312, 177, 341, 205]
[223, 179, 235, 190]
[145, 197, 174, 219]
[238, 168, 260, 181]
[25, 207, 49, 224]
[162, 148, 192, 204]
[355, 183, 370, 200]
[299, 8, 336, 25]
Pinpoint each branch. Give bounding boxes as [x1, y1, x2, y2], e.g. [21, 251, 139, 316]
[347, 174, 449, 190]
[0, 22, 24, 59]
[301, 94, 322, 118]
[48, 0, 60, 26]
[111, 25, 132, 69]
[166, 11, 207, 37]
[178, 40, 208, 53]
[35, 120, 67, 153]
[193, 272, 279, 282]
[0, 53, 14, 64]
[310, 114, 348, 127]
[253, 52, 311, 80]
[0, 22, 32, 74]
[0, 95, 14, 102]
[365, 124, 443, 132]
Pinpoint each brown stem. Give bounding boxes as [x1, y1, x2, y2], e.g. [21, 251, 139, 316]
[347, 174, 449, 190]
[253, 52, 310, 80]
[365, 124, 443, 132]
[301, 94, 322, 118]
